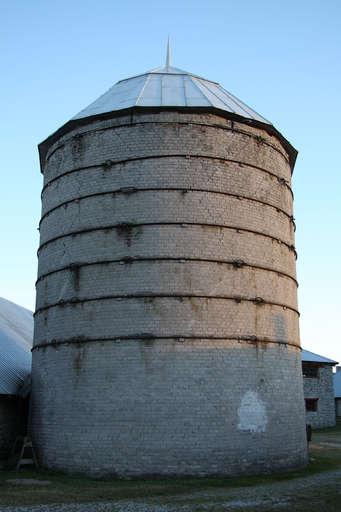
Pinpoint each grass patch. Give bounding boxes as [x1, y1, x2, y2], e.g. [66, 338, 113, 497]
[310, 418, 341, 445]
[0, 423, 341, 508]
[0, 453, 339, 508]
[313, 418, 341, 435]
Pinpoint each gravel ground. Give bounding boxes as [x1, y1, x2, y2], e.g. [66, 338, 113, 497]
[2, 468, 341, 512]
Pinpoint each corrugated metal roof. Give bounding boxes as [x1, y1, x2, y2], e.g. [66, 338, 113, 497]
[334, 370, 341, 398]
[0, 297, 32, 396]
[301, 349, 338, 365]
[72, 62, 270, 125]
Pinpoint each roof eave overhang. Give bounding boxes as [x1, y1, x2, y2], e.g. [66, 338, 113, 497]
[302, 360, 338, 366]
[38, 106, 298, 174]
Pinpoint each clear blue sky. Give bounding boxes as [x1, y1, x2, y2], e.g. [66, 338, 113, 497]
[1, 0, 340, 361]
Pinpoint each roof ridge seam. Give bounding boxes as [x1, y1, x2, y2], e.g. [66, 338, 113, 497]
[195, 78, 240, 115]
[135, 74, 151, 106]
[221, 85, 270, 124]
[188, 76, 213, 107]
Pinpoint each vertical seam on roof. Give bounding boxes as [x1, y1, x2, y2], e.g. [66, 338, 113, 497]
[161, 75, 165, 105]
[135, 75, 151, 106]
[189, 76, 214, 106]
[218, 85, 270, 123]
[183, 76, 188, 106]
[193, 78, 238, 114]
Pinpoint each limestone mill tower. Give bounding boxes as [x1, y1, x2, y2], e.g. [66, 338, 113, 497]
[31, 44, 308, 476]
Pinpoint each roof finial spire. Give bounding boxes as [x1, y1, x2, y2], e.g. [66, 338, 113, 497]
[166, 36, 171, 70]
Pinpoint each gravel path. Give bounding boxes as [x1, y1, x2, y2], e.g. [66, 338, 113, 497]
[2, 468, 341, 512]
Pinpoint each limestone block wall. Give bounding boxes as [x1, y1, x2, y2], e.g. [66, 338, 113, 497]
[335, 398, 341, 417]
[31, 341, 307, 477]
[32, 110, 307, 476]
[304, 365, 336, 428]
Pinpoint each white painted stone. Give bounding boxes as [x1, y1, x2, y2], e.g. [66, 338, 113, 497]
[238, 391, 268, 433]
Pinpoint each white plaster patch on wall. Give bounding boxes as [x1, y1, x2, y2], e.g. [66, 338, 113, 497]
[237, 390, 268, 433]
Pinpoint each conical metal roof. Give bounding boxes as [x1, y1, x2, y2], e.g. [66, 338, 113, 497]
[39, 43, 298, 172]
[72, 63, 270, 124]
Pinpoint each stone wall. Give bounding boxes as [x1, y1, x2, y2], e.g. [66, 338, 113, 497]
[303, 365, 336, 428]
[335, 398, 341, 417]
[31, 110, 307, 476]
[31, 341, 307, 477]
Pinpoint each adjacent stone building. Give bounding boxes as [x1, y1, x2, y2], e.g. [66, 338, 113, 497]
[333, 367, 341, 417]
[31, 50, 308, 476]
[302, 349, 337, 429]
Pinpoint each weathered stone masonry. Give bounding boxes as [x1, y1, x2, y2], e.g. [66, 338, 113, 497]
[304, 365, 336, 428]
[31, 103, 307, 475]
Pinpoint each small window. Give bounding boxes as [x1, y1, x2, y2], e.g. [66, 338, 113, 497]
[302, 365, 319, 378]
[305, 399, 318, 412]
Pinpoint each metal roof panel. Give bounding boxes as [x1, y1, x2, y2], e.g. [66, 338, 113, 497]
[72, 64, 270, 124]
[0, 335, 31, 395]
[0, 298, 32, 395]
[301, 349, 338, 365]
